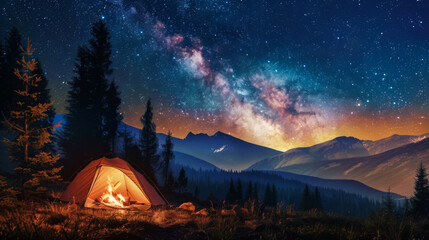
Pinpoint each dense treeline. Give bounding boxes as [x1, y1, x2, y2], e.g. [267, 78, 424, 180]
[175, 166, 381, 218]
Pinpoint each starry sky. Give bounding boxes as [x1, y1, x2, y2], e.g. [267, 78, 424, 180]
[1, 0, 428, 151]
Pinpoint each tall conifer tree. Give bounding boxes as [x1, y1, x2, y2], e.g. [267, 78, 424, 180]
[60, 20, 121, 177]
[3, 39, 61, 196]
[226, 178, 237, 202]
[411, 162, 429, 218]
[140, 98, 159, 184]
[59, 46, 93, 178]
[300, 184, 312, 211]
[237, 179, 243, 202]
[161, 130, 174, 185]
[246, 180, 253, 200]
[104, 80, 122, 152]
[271, 184, 277, 207]
[177, 167, 188, 193]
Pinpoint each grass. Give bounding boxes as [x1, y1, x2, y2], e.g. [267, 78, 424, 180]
[0, 200, 426, 240]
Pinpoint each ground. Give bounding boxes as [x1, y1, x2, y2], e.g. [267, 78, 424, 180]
[0, 201, 427, 240]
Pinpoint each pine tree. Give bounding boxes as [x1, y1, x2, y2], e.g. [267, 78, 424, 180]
[264, 183, 272, 206]
[177, 167, 188, 193]
[121, 128, 142, 167]
[161, 130, 174, 185]
[271, 184, 277, 207]
[140, 98, 159, 184]
[59, 46, 94, 178]
[88, 20, 113, 154]
[166, 171, 176, 191]
[314, 187, 323, 211]
[411, 162, 429, 219]
[237, 178, 243, 202]
[194, 186, 199, 199]
[32, 60, 56, 152]
[246, 180, 253, 200]
[60, 20, 120, 178]
[382, 187, 395, 218]
[253, 182, 258, 200]
[300, 184, 312, 211]
[226, 178, 237, 202]
[3, 38, 62, 196]
[104, 80, 122, 152]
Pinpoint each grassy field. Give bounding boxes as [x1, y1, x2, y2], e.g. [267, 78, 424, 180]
[0, 200, 427, 240]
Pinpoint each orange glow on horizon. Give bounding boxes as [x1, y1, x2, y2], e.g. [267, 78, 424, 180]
[123, 107, 429, 151]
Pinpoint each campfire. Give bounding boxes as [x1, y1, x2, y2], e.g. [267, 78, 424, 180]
[98, 176, 128, 208]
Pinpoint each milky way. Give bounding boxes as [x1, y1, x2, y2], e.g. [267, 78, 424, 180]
[0, 0, 428, 150]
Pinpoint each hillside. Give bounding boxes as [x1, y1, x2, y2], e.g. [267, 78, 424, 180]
[275, 138, 429, 196]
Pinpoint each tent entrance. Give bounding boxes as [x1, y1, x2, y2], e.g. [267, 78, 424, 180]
[84, 166, 150, 208]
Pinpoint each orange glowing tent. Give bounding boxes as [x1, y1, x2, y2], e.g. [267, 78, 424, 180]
[60, 157, 166, 209]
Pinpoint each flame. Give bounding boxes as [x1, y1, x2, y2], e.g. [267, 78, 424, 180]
[99, 176, 127, 208]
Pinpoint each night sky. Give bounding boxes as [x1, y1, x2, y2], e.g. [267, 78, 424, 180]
[1, 0, 428, 150]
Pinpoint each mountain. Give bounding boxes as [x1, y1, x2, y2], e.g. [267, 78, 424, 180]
[51, 116, 218, 172]
[363, 133, 429, 155]
[117, 121, 281, 170]
[171, 151, 219, 171]
[274, 138, 429, 196]
[262, 170, 403, 200]
[117, 122, 220, 171]
[169, 131, 281, 170]
[248, 136, 370, 170]
[248, 133, 428, 171]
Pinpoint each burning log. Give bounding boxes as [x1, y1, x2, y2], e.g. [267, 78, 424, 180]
[98, 176, 128, 208]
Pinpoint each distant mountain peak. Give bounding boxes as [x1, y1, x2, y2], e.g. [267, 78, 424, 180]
[185, 132, 209, 139]
[213, 131, 230, 137]
[332, 136, 360, 142]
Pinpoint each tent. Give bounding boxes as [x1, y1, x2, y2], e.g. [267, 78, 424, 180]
[60, 157, 166, 209]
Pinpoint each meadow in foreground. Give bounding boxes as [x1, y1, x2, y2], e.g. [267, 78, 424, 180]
[1, 199, 427, 240]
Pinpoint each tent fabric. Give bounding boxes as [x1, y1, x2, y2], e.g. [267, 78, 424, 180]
[60, 157, 166, 207]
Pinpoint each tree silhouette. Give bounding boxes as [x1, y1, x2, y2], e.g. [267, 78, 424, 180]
[226, 178, 237, 202]
[246, 180, 253, 200]
[120, 128, 142, 169]
[104, 80, 122, 152]
[253, 182, 258, 200]
[3, 38, 62, 197]
[60, 20, 120, 178]
[31, 60, 56, 152]
[300, 184, 312, 211]
[272, 184, 277, 207]
[60, 46, 93, 178]
[411, 162, 429, 219]
[382, 187, 395, 218]
[166, 171, 176, 191]
[140, 98, 159, 184]
[237, 178, 243, 202]
[314, 187, 323, 211]
[177, 167, 188, 193]
[194, 186, 199, 199]
[161, 130, 174, 186]
[264, 183, 272, 206]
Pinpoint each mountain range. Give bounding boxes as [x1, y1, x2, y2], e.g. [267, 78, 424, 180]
[248, 133, 429, 196]
[119, 122, 281, 170]
[38, 115, 428, 197]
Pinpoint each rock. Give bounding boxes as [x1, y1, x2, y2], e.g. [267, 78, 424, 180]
[195, 208, 208, 216]
[178, 202, 196, 212]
